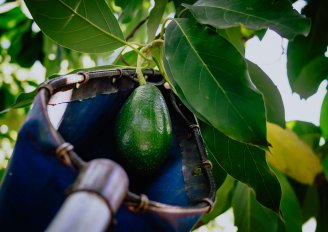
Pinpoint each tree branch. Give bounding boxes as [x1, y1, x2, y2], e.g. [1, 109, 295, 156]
[119, 54, 131, 66]
[126, 16, 149, 41]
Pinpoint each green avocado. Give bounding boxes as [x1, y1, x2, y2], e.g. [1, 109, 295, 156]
[115, 84, 173, 175]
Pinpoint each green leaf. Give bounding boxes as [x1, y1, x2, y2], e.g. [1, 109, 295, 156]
[24, 0, 125, 53]
[0, 91, 36, 114]
[163, 52, 210, 123]
[320, 92, 328, 140]
[185, 0, 310, 40]
[117, 0, 150, 44]
[302, 186, 319, 223]
[173, 0, 197, 15]
[217, 27, 245, 55]
[287, 120, 321, 150]
[292, 56, 328, 99]
[232, 182, 283, 232]
[0, 13, 43, 68]
[207, 146, 227, 188]
[316, 186, 328, 232]
[147, 0, 167, 42]
[12, 91, 36, 109]
[254, 29, 267, 41]
[9, 28, 44, 68]
[164, 19, 267, 146]
[323, 155, 328, 181]
[247, 60, 285, 128]
[275, 171, 302, 232]
[217, 27, 267, 54]
[201, 175, 236, 224]
[199, 121, 281, 212]
[287, 0, 328, 98]
[116, 0, 146, 24]
[0, 168, 5, 183]
[114, 50, 138, 66]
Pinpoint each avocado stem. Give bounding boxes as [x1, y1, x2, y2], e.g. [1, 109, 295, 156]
[136, 39, 171, 86]
[136, 46, 149, 85]
[149, 40, 171, 85]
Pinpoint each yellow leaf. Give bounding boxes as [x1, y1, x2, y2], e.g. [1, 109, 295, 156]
[266, 122, 322, 185]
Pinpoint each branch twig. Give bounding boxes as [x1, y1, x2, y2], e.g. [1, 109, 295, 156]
[126, 16, 149, 41]
[119, 55, 131, 66]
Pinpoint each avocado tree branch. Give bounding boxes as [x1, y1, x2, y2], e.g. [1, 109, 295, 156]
[126, 16, 149, 41]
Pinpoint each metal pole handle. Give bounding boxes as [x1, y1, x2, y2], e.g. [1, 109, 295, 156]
[46, 159, 129, 232]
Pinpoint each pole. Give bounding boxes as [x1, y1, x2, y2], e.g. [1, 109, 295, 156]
[46, 159, 129, 232]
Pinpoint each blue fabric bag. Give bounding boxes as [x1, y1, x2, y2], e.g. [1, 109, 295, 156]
[0, 69, 215, 231]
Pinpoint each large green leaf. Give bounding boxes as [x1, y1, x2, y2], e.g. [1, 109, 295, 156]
[164, 19, 267, 146]
[287, 0, 328, 98]
[247, 60, 285, 128]
[0, 5, 44, 68]
[185, 0, 310, 40]
[116, 0, 150, 43]
[25, 0, 125, 53]
[316, 186, 328, 232]
[275, 171, 302, 232]
[323, 155, 328, 181]
[0, 91, 36, 114]
[173, 0, 197, 15]
[320, 92, 328, 140]
[321, 92, 328, 180]
[292, 56, 328, 99]
[114, 50, 138, 67]
[147, 0, 167, 42]
[163, 51, 209, 126]
[8, 24, 44, 68]
[287, 120, 321, 150]
[232, 182, 283, 232]
[217, 27, 267, 55]
[302, 186, 320, 223]
[0, 85, 16, 112]
[207, 147, 228, 188]
[201, 175, 236, 224]
[217, 27, 245, 55]
[199, 121, 281, 212]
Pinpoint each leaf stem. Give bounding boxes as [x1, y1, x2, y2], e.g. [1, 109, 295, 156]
[126, 43, 151, 61]
[148, 39, 171, 84]
[178, 8, 189, 18]
[130, 42, 146, 47]
[160, 17, 174, 39]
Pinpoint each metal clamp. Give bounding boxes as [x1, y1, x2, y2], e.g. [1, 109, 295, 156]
[56, 142, 74, 166]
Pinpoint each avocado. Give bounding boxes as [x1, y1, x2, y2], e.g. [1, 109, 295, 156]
[115, 84, 173, 175]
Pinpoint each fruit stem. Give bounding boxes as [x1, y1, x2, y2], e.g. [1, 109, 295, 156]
[136, 38, 172, 87]
[136, 46, 149, 85]
[149, 40, 171, 85]
[127, 44, 151, 62]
